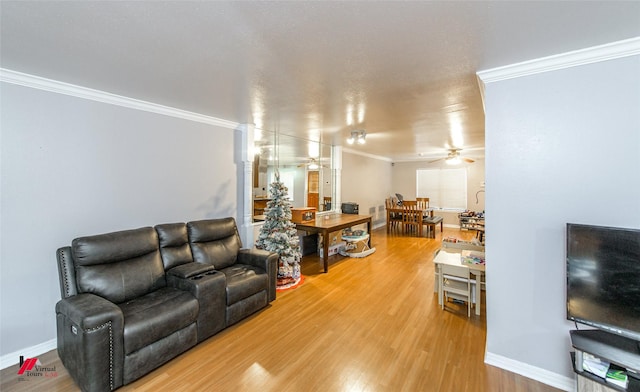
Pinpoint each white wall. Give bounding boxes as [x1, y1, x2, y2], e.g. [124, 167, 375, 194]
[0, 82, 241, 361]
[341, 152, 393, 228]
[482, 54, 640, 387]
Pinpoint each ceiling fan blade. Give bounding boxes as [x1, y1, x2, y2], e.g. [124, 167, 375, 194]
[463, 157, 475, 163]
[428, 157, 446, 164]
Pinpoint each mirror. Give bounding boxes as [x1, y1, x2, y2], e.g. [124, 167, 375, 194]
[252, 130, 333, 222]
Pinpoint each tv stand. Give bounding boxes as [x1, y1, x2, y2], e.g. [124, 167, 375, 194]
[570, 330, 640, 391]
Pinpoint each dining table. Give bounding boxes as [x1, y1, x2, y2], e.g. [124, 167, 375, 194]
[385, 207, 434, 234]
[295, 213, 373, 273]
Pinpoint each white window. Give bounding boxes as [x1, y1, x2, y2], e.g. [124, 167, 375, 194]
[416, 168, 467, 210]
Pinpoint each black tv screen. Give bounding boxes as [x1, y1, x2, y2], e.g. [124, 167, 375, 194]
[566, 223, 640, 341]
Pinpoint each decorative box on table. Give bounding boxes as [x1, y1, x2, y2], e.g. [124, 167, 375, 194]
[291, 207, 316, 223]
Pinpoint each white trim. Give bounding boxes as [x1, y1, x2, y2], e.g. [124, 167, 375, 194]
[485, 351, 576, 392]
[342, 147, 393, 162]
[0, 339, 57, 370]
[477, 36, 640, 84]
[0, 68, 240, 129]
[240, 123, 255, 247]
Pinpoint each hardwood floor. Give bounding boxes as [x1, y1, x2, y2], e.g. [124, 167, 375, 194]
[1, 227, 563, 392]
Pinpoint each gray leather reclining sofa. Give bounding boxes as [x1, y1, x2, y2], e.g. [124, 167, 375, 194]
[55, 217, 278, 392]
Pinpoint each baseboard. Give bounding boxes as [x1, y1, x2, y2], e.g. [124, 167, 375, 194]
[0, 339, 57, 370]
[485, 351, 576, 392]
[372, 222, 386, 231]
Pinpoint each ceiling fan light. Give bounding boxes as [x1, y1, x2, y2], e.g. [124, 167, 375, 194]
[446, 156, 461, 165]
[347, 130, 366, 145]
[308, 163, 319, 170]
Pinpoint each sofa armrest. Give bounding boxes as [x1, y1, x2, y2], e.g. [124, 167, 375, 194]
[167, 271, 226, 341]
[167, 262, 215, 279]
[237, 249, 279, 302]
[56, 294, 125, 392]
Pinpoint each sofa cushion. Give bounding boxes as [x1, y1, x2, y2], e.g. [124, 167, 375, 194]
[220, 264, 269, 305]
[188, 218, 241, 270]
[72, 227, 165, 304]
[155, 223, 194, 270]
[119, 287, 198, 355]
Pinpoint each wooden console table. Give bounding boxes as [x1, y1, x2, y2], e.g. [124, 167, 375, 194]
[295, 214, 372, 273]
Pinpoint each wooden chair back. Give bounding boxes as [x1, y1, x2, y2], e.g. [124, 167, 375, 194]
[385, 197, 402, 232]
[385, 197, 394, 209]
[416, 197, 430, 209]
[401, 202, 422, 236]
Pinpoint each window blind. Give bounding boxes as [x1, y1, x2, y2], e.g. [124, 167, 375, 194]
[416, 168, 467, 210]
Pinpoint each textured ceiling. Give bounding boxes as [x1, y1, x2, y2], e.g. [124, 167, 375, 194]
[2, 1, 639, 162]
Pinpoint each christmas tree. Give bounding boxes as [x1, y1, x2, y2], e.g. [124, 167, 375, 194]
[255, 173, 302, 289]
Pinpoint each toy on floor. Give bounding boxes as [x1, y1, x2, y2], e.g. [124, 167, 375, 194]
[339, 230, 376, 258]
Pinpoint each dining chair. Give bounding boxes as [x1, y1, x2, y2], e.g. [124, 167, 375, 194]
[440, 264, 472, 317]
[385, 197, 402, 232]
[401, 201, 422, 236]
[416, 197, 436, 236]
[416, 197, 430, 209]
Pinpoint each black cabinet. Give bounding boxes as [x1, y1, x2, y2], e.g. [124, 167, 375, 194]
[570, 330, 640, 391]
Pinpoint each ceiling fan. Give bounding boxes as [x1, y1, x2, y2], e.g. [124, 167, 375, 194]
[297, 158, 327, 169]
[429, 148, 475, 165]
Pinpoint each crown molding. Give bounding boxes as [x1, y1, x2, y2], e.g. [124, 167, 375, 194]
[477, 36, 640, 84]
[0, 68, 239, 129]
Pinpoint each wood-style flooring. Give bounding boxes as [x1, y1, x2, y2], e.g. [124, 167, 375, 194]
[0, 226, 563, 392]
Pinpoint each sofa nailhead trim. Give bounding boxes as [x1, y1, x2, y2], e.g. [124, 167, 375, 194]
[58, 248, 71, 298]
[86, 321, 114, 390]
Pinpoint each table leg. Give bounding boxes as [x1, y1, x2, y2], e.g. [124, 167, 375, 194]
[322, 229, 329, 273]
[473, 271, 482, 316]
[437, 265, 443, 306]
[386, 210, 390, 233]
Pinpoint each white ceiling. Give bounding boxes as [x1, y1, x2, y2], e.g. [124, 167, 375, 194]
[2, 1, 639, 162]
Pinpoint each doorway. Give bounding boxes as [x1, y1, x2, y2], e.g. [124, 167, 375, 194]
[307, 171, 319, 209]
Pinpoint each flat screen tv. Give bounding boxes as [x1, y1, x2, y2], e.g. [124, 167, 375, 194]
[566, 223, 640, 341]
